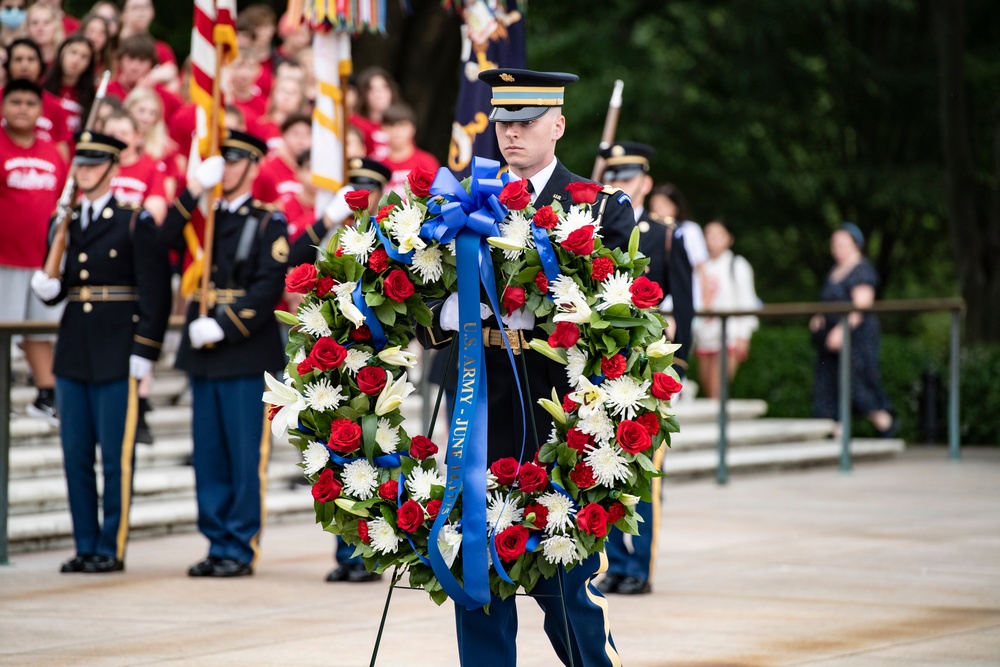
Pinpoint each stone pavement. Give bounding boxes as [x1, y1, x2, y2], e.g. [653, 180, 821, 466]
[1, 448, 997, 666]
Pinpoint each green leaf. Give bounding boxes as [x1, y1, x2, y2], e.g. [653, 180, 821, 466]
[350, 393, 370, 415]
[361, 412, 379, 459]
[365, 292, 385, 307]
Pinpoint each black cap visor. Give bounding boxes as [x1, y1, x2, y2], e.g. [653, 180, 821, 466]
[489, 105, 553, 123]
[603, 164, 646, 183]
[73, 152, 115, 166]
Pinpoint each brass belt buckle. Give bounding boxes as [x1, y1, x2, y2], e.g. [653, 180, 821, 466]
[79, 286, 92, 301]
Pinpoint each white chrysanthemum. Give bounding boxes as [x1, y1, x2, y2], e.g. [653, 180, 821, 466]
[375, 418, 400, 453]
[388, 203, 427, 252]
[411, 245, 444, 283]
[301, 441, 330, 476]
[603, 376, 651, 421]
[541, 534, 579, 566]
[596, 271, 635, 311]
[333, 280, 356, 301]
[406, 466, 445, 502]
[486, 491, 523, 532]
[538, 491, 576, 534]
[368, 517, 401, 554]
[498, 211, 534, 260]
[586, 444, 632, 486]
[553, 204, 596, 242]
[303, 376, 347, 412]
[343, 349, 372, 375]
[446, 238, 457, 256]
[340, 225, 377, 262]
[549, 275, 585, 303]
[341, 459, 379, 500]
[298, 302, 332, 338]
[565, 345, 588, 388]
[577, 405, 616, 446]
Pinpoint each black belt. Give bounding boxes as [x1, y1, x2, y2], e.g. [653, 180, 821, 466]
[482, 327, 531, 355]
[67, 285, 137, 302]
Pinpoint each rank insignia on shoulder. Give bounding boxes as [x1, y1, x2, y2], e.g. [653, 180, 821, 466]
[271, 236, 290, 262]
[617, 192, 632, 206]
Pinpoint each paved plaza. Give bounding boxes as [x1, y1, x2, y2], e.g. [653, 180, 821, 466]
[1, 448, 998, 666]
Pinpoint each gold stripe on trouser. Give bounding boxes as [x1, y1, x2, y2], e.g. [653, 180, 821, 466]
[115, 376, 139, 561]
[648, 444, 667, 584]
[248, 409, 272, 569]
[585, 550, 623, 667]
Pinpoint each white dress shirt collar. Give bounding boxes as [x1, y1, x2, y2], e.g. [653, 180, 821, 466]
[81, 190, 114, 230]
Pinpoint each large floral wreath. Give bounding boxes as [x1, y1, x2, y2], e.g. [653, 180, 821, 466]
[265, 158, 682, 607]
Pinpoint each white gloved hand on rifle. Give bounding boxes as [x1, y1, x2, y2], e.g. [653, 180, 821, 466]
[194, 155, 225, 191]
[129, 354, 153, 380]
[188, 316, 225, 349]
[30, 270, 61, 301]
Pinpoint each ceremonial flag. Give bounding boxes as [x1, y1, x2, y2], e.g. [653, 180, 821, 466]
[311, 30, 352, 216]
[449, 0, 526, 178]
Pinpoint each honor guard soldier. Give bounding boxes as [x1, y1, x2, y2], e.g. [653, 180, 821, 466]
[159, 130, 289, 578]
[419, 68, 632, 667]
[595, 141, 694, 597]
[31, 130, 172, 574]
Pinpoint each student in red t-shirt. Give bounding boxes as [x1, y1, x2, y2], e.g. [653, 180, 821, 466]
[275, 11, 312, 67]
[0, 79, 67, 421]
[225, 50, 267, 130]
[103, 110, 168, 223]
[4, 37, 71, 159]
[118, 0, 178, 93]
[41, 35, 96, 136]
[25, 3, 62, 69]
[122, 85, 179, 200]
[380, 102, 440, 197]
[253, 112, 310, 208]
[350, 67, 399, 162]
[107, 35, 182, 123]
[238, 4, 278, 101]
[79, 12, 115, 83]
[254, 75, 307, 153]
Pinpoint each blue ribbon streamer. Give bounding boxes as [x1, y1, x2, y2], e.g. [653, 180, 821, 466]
[351, 282, 388, 351]
[324, 444, 406, 470]
[371, 217, 415, 264]
[532, 224, 562, 300]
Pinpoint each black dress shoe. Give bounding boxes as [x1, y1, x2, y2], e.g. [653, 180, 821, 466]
[60, 555, 91, 573]
[210, 558, 253, 577]
[83, 556, 125, 573]
[596, 573, 622, 595]
[325, 566, 349, 582]
[188, 556, 221, 577]
[345, 564, 382, 583]
[616, 576, 651, 595]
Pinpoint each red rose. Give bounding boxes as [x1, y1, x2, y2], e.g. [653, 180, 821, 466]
[566, 181, 602, 205]
[517, 462, 548, 493]
[308, 337, 347, 371]
[397, 499, 426, 532]
[576, 502, 610, 537]
[591, 256, 615, 282]
[532, 205, 558, 229]
[316, 275, 335, 298]
[328, 418, 362, 454]
[561, 393, 577, 413]
[490, 457, 519, 486]
[378, 479, 398, 502]
[345, 189, 371, 211]
[494, 524, 530, 561]
[376, 204, 395, 222]
[499, 179, 531, 210]
[334, 247, 344, 257]
[296, 358, 314, 376]
[523, 502, 549, 530]
[357, 366, 388, 395]
[563, 225, 595, 255]
[383, 269, 415, 302]
[502, 286, 526, 316]
[629, 276, 664, 309]
[651, 372, 683, 401]
[426, 498, 442, 520]
[410, 435, 439, 460]
[566, 427, 593, 454]
[636, 412, 660, 437]
[534, 271, 549, 294]
[358, 520, 370, 544]
[311, 468, 342, 503]
[616, 419, 652, 454]
[607, 501, 626, 524]
[350, 324, 372, 341]
[569, 462, 597, 489]
[368, 247, 389, 273]
[548, 321, 580, 348]
[407, 167, 435, 197]
[285, 263, 318, 294]
[601, 354, 627, 380]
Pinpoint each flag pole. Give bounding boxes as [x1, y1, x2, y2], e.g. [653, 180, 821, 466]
[198, 40, 226, 318]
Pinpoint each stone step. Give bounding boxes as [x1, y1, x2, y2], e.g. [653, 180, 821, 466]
[670, 398, 768, 424]
[668, 418, 837, 450]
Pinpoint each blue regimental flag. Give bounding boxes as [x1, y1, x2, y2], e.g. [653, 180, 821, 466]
[449, 0, 527, 178]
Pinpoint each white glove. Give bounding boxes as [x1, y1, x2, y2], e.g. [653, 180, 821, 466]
[188, 316, 225, 349]
[501, 308, 536, 330]
[440, 293, 493, 332]
[195, 155, 225, 191]
[30, 270, 61, 301]
[323, 185, 354, 226]
[129, 354, 153, 379]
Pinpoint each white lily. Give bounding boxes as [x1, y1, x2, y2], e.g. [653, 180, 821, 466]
[646, 335, 683, 358]
[486, 236, 527, 253]
[377, 345, 419, 367]
[397, 233, 427, 254]
[569, 376, 609, 418]
[537, 387, 567, 425]
[262, 372, 306, 437]
[553, 293, 592, 324]
[334, 497, 371, 517]
[339, 298, 367, 328]
[374, 371, 416, 416]
[437, 523, 463, 569]
[528, 339, 568, 365]
[619, 493, 641, 507]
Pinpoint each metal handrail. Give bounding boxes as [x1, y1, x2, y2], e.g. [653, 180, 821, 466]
[684, 298, 966, 484]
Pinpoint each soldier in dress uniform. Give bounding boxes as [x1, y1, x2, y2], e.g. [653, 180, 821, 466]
[31, 131, 172, 573]
[594, 141, 694, 596]
[159, 130, 288, 577]
[419, 68, 632, 667]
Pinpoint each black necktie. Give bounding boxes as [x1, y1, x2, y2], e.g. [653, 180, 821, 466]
[525, 180, 535, 194]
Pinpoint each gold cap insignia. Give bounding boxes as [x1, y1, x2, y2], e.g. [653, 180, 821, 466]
[611, 145, 625, 157]
[349, 158, 363, 169]
[81, 131, 91, 142]
[500, 73, 515, 83]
